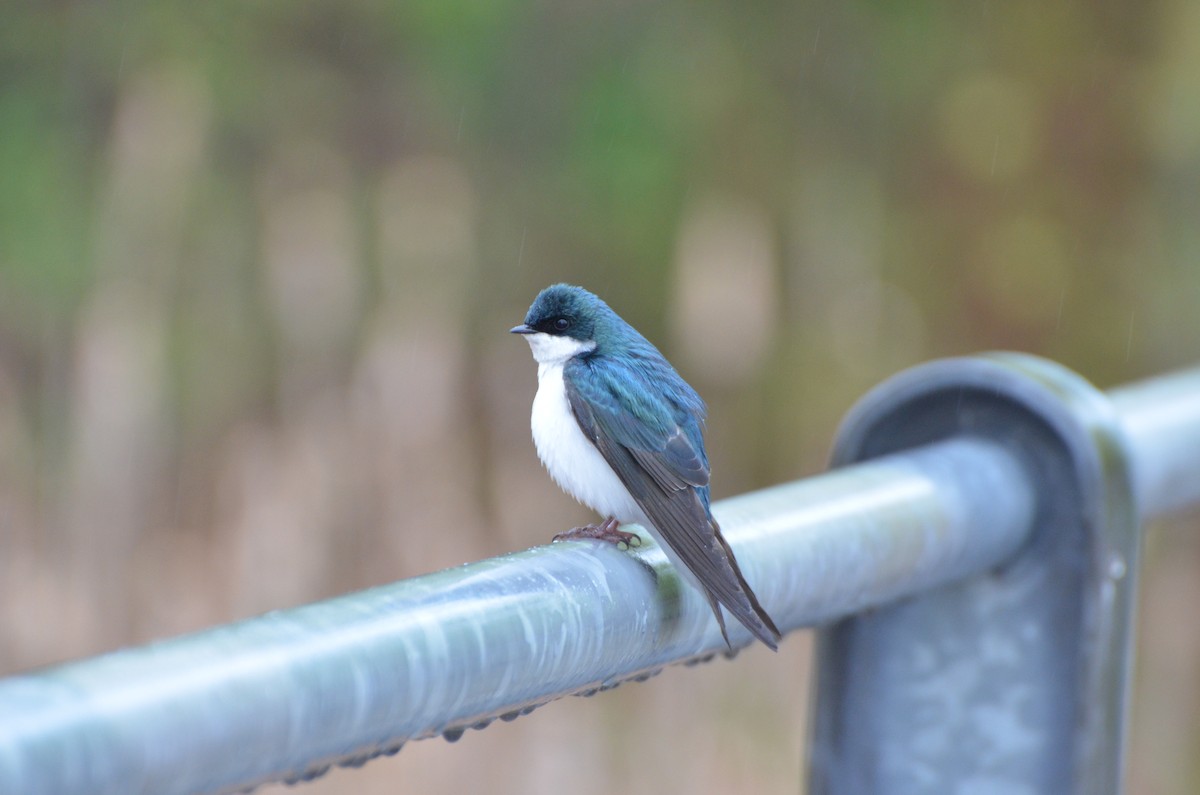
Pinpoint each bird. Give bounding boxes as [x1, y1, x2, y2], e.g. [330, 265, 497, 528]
[511, 283, 781, 651]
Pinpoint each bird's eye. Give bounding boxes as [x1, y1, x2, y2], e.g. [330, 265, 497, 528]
[553, 317, 571, 332]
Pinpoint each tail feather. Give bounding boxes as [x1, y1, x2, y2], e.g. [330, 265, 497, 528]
[708, 521, 782, 651]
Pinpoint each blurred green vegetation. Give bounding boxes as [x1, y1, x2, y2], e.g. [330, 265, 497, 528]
[1, 2, 1199, 793]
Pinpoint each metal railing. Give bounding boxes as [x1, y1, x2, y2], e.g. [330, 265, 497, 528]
[1, 354, 1198, 795]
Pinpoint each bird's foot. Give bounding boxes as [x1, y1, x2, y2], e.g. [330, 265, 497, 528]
[553, 517, 642, 549]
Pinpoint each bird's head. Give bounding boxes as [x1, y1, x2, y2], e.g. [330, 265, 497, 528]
[511, 283, 611, 365]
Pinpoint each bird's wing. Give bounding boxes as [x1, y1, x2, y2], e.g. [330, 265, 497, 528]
[566, 358, 708, 490]
[563, 356, 706, 492]
[563, 357, 780, 649]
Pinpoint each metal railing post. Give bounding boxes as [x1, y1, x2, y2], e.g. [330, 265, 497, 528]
[808, 353, 1141, 794]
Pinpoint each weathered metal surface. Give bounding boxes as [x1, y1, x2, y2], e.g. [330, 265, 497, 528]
[809, 354, 1145, 795]
[0, 357, 1196, 795]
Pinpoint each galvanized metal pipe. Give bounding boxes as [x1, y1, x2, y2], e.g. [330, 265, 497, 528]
[0, 438, 1034, 795]
[1110, 367, 1200, 519]
[0, 362, 1197, 795]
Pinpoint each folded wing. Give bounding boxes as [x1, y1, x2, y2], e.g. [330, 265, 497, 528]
[563, 357, 781, 650]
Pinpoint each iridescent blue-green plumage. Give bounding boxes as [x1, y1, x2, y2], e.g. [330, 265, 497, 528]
[514, 283, 781, 650]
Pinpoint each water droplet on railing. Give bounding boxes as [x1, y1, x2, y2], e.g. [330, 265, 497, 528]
[339, 753, 373, 769]
[1108, 555, 1127, 580]
[282, 764, 331, 786]
[632, 668, 662, 683]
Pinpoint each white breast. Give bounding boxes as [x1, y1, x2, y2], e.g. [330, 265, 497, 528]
[531, 361, 643, 524]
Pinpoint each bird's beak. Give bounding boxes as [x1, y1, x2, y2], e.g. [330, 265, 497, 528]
[510, 324, 534, 334]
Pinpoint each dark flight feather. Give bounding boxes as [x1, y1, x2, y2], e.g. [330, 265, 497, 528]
[563, 356, 782, 651]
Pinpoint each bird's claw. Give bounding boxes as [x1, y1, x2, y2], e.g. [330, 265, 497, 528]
[553, 518, 642, 549]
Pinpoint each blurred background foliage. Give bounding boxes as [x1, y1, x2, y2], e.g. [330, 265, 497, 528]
[2, 1, 1199, 793]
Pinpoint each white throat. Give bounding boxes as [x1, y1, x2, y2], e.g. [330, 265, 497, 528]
[522, 332, 596, 374]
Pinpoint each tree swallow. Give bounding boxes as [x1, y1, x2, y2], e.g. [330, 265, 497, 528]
[511, 283, 782, 651]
